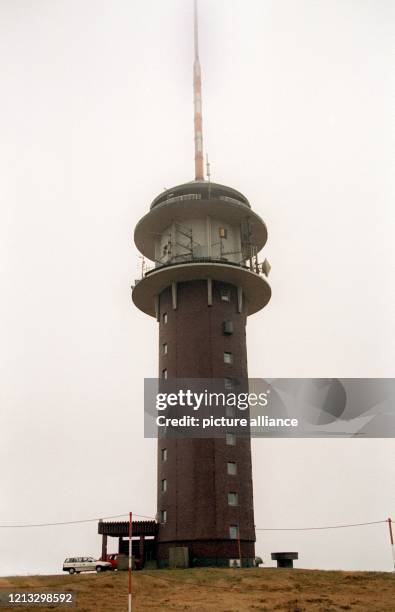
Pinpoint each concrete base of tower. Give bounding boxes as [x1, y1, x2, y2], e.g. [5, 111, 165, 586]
[157, 539, 256, 568]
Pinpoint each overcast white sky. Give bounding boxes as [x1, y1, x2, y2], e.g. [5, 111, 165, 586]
[0, 0, 394, 576]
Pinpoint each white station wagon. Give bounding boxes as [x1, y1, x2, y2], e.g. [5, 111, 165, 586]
[63, 557, 112, 574]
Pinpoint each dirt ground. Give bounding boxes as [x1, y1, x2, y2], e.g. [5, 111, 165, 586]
[0, 567, 394, 611]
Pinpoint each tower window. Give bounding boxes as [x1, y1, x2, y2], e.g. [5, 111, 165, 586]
[220, 289, 230, 302]
[224, 352, 233, 364]
[228, 492, 238, 506]
[162, 369, 168, 379]
[226, 405, 235, 418]
[226, 432, 236, 446]
[223, 321, 234, 335]
[219, 227, 228, 239]
[162, 342, 168, 355]
[160, 510, 167, 523]
[161, 448, 167, 462]
[162, 313, 168, 324]
[225, 377, 233, 390]
[229, 525, 239, 540]
[227, 462, 237, 476]
[161, 479, 167, 493]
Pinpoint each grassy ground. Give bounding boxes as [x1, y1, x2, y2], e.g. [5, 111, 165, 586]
[0, 568, 394, 611]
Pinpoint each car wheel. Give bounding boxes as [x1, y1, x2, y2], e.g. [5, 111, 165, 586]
[69, 568, 75, 575]
[96, 565, 102, 573]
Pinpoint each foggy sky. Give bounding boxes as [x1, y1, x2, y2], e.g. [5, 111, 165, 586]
[0, 0, 394, 575]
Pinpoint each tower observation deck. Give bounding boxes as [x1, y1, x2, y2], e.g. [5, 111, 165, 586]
[131, 2, 271, 567]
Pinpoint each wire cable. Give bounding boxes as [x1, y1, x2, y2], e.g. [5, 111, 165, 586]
[0, 513, 156, 529]
[255, 519, 387, 531]
[0, 515, 390, 530]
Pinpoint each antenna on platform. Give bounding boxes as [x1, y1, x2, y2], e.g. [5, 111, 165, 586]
[206, 153, 212, 199]
[193, 0, 204, 181]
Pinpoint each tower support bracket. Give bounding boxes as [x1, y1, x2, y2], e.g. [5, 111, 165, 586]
[207, 278, 213, 306]
[172, 282, 178, 310]
[154, 295, 160, 322]
[237, 287, 243, 313]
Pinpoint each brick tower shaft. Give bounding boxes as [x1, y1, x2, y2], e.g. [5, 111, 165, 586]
[156, 280, 255, 565]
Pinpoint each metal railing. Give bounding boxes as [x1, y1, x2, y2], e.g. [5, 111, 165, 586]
[218, 195, 245, 206]
[158, 193, 201, 206]
[134, 256, 265, 284]
[154, 193, 247, 208]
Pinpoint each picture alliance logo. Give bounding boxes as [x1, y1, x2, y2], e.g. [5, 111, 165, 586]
[155, 389, 271, 412]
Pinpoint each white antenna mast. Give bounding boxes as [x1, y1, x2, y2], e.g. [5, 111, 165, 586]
[193, 0, 204, 180]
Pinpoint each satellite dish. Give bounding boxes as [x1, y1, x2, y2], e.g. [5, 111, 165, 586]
[261, 259, 271, 277]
